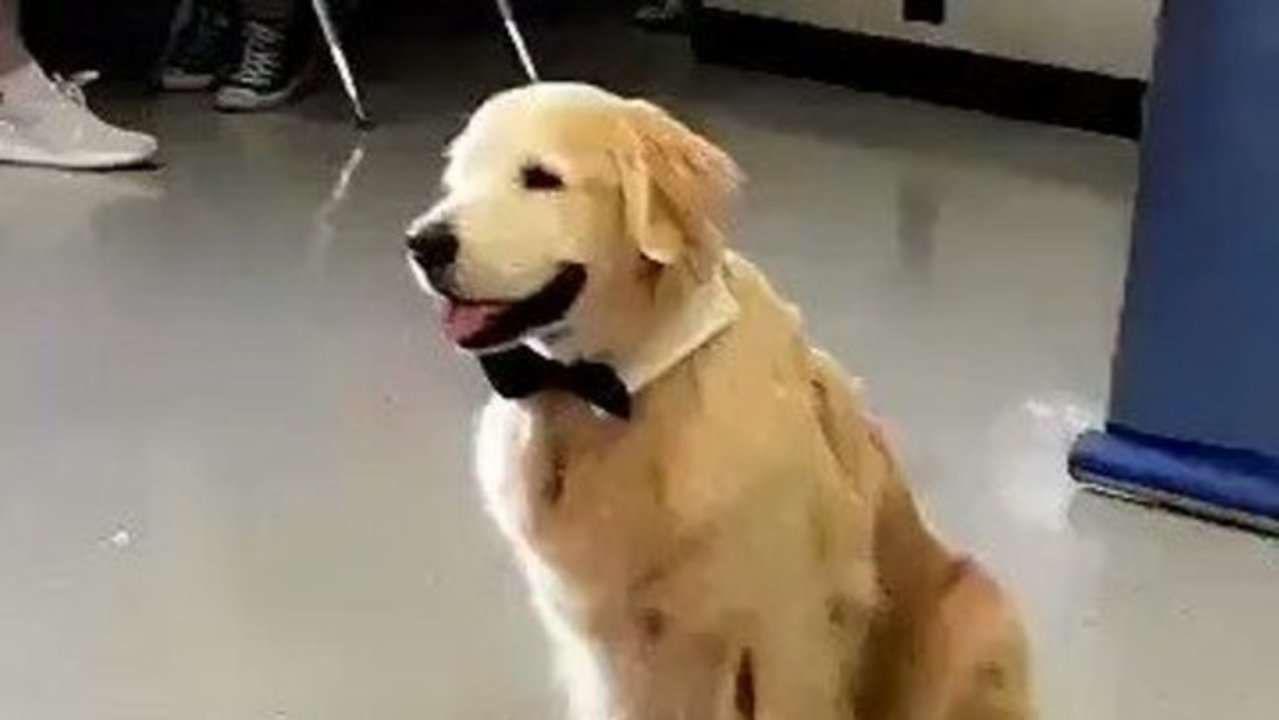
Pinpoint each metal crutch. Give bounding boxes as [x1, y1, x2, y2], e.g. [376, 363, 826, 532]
[309, 0, 536, 127]
[495, 0, 540, 82]
[310, 0, 371, 127]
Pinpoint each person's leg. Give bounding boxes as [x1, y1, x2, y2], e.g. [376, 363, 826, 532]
[0, 0, 32, 74]
[216, 0, 308, 112]
[0, 0, 157, 169]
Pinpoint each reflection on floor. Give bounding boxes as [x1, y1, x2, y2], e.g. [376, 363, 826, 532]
[1, 15, 1276, 720]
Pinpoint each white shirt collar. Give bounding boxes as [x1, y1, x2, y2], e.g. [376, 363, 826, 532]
[529, 269, 740, 395]
[613, 270, 739, 393]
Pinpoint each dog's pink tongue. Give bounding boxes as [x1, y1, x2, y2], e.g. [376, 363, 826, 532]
[444, 302, 505, 342]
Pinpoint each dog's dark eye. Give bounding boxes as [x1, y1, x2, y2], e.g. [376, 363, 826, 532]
[521, 163, 565, 191]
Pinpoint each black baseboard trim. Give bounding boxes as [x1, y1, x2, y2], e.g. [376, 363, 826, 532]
[692, 7, 1146, 138]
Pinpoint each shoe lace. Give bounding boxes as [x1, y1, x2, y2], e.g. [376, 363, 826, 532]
[230, 21, 286, 87]
[51, 70, 101, 107]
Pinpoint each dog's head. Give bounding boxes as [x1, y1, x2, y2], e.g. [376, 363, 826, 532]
[407, 83, 740, 356]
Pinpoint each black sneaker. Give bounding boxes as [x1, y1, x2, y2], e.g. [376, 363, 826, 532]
[634, 0, 688, 33]
[159, 1, 238, 92]
[214, 19, 310, 113]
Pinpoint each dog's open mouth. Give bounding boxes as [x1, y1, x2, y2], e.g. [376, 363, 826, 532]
[441, 264, 587, 351]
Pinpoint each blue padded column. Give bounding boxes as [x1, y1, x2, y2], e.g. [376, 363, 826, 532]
[1069, 0, 1279, 532]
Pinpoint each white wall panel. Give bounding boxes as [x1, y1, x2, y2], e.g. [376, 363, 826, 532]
[706, 0, 1160, 79]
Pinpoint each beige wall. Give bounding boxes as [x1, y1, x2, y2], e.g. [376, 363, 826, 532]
[706, 0, 1160, 79]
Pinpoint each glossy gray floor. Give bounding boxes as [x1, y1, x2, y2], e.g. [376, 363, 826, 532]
[2, 20, 1276, 720]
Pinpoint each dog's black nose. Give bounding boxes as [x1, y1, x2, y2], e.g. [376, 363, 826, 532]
[407, 222, 459, 271]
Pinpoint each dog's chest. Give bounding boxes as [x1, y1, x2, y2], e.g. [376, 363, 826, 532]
[483, 399, 684, 593]
[477, 378, 837, 612]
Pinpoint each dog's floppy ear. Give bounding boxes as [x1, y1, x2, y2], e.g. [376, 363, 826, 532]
[615, 100, 742, 280]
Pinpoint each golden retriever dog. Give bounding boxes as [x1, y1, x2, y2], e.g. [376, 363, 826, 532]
[406, 83, 1033, 720]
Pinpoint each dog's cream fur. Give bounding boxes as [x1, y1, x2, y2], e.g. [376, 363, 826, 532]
[414, 84, 1033, 720]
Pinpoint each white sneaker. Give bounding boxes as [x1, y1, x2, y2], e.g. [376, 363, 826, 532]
[0, 63, 159, 170]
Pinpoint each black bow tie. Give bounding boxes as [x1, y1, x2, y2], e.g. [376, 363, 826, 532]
[478, 345, 633, 420]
